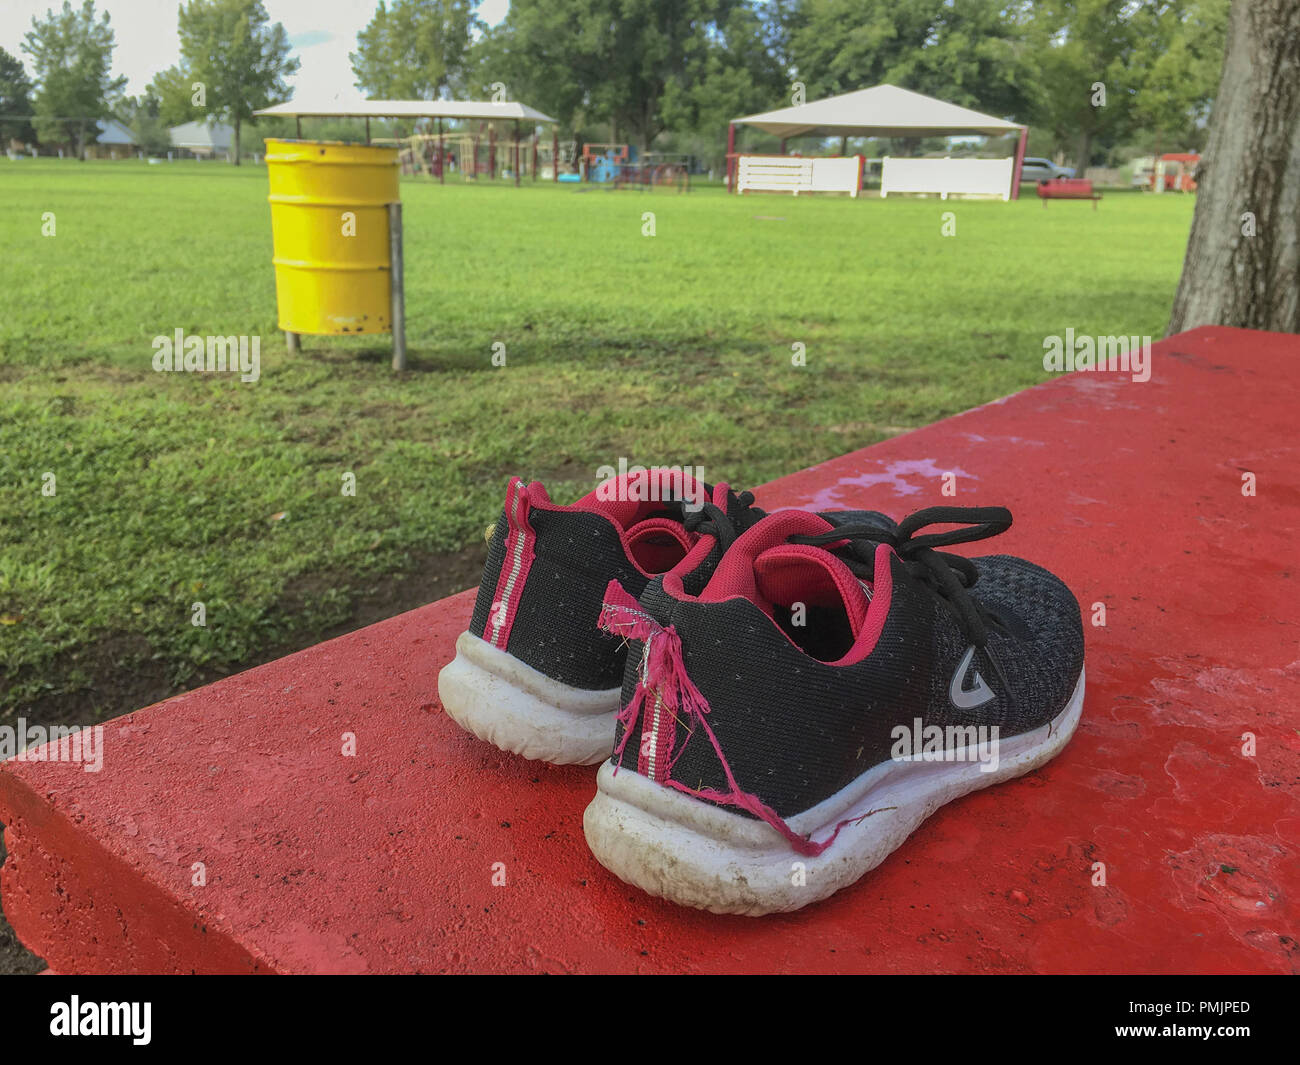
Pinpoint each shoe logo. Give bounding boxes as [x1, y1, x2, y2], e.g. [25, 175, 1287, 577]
[949, 645, 995, 709]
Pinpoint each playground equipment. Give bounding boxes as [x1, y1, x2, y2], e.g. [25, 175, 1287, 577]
[1152, 153, 1200, 193]
[254, 97, 561, 190]
[580, 144, 690, 191]
[387, 125, 573, 182]
[264, 139, 407, 368]
[581, 143, 628, 183]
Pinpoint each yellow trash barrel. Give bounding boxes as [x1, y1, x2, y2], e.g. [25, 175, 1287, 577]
[265, 139, 399, 336]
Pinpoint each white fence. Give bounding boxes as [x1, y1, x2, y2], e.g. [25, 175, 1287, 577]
[880, 156, 1015, 200]
[736, 155, 861, 197]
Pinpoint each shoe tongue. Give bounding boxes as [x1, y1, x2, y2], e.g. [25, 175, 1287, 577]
[752, 544, 872, 637]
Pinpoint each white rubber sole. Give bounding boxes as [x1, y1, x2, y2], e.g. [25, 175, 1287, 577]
[584, 668, 1085, 915]
[437, 631, 620, 765]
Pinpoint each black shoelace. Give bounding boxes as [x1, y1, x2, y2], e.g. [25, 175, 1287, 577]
[788, 505, 1014, 686]
[680, 489, 764, 553]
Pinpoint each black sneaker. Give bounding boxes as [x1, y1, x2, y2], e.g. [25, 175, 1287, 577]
[584, 506, 1085, 914]
[437, 469, 765, 764]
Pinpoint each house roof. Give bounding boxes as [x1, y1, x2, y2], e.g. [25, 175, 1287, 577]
[95, 118, 137, 145]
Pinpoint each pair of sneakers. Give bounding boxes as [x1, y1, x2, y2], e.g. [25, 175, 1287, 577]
[438, 469, 1085, 915]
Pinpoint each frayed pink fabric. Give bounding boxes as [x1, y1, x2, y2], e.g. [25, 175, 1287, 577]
[597, 579, 863, 858]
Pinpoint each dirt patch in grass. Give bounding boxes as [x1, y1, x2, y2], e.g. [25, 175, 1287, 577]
[2, 545, 485, 733]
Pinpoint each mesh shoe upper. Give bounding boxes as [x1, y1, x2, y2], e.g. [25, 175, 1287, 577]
[606, 507, 1084, 834]
[467, 471, 764, 690]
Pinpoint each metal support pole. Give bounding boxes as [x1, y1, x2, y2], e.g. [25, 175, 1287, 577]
[489, 126, 496, 179]
[514, 122, 520, 187]
[726, 123, 736, 192]
[1010, 126, 1028, 201]
[296, 116, 302, 139]
[552, 128, 558, 182]
[365, 117, 371, 145]
[438, 118, 444, 184]
[285, 331, 300, 355]
[388, 202, 406, 371]
[532, 132, 538, 181]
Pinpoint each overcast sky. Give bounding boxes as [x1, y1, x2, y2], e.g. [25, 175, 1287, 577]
[1, 0, 511, 100]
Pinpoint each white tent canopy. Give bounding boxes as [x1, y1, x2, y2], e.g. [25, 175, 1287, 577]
[735, 84, 1022, 139]
[255, 94, 557, 124]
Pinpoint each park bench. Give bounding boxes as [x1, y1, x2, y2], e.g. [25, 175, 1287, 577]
[2, 326, 1297, 974]
[1036, 177, 1103, 208]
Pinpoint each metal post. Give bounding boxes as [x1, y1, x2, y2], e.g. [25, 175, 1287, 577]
[552, 128, 558, 182]
[532, 132, 538, 181]
[286, 331, 300, 355]
[388, 202, 406, 371]
[296, 116, 302, 139]
[489, 126, 496, 179]
[1010, 126, 1028, 201]
[438, 118, 444, 184]
[726, 123, 736, 192]
[365, 117, 371, 145]
[514, 122, 520, 186]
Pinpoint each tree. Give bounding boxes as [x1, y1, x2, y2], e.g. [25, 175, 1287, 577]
[351, 0, 480, 99]
[1023, 0, 1146, 174]
[0, 47, 36, 145]
[148, 64, 203, 128]
[176, 0, 298, 164]
[661, 1, 788, 160]
[119, 90, 172, 155]
[782, 0, 1032, 117]
[22, 0, 126, 159]
[1128, 0, 1228, 153]
[1168, 0, 1299, 334]
[476, 0, 752, 151]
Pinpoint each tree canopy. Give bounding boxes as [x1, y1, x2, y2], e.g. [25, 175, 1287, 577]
[21, 0, 126, 158]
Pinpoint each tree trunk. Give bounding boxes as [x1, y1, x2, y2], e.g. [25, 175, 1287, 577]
[233, 117, 241, 166]
[1168, 0, 1300, 335]
[1074, 129, 1093, 179]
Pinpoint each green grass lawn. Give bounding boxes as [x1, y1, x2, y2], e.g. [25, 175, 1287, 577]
[0, 158, 1195, 716]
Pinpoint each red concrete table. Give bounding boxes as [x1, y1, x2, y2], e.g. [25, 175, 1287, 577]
[2, 326, 1297, 974]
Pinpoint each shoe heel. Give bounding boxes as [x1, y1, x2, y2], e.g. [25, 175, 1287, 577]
[437, 632, 620, 765]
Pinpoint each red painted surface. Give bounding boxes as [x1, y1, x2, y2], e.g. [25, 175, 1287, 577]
[2, 326, 1298, 974]
[1037, 178, 1100, 201]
